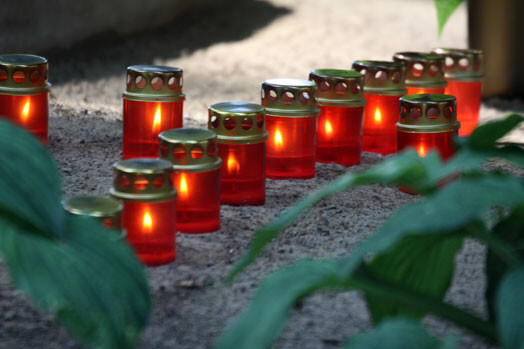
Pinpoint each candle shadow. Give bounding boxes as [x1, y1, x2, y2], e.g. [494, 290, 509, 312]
[42, 0, 291, 85]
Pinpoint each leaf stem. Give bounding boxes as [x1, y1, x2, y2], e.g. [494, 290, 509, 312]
[346, 266, 498, 343]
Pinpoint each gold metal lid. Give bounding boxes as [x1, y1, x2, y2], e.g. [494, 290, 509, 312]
[397, 94, 460, 133]
[392, 52, 447, 89]
[0, 54, 51, 95]
[159, 128, 222, 173]
[431, 48, 484, 82]
[110, 158, 177, 201]
[62, 196, 123, 232]
[208, 102, 268, 145]
[308, 69, 366, 107]
[261, 79, 320, 117]
[351, 60, 407, 96]
[123, 65, 185, 102]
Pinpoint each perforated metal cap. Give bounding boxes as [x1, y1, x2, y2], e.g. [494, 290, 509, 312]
[431, 48, 484, 82]
[0, 54, 50, 95]
[208, 102, 268, 144]
[110, 158, 177, 201]
[392, 52, 447, 89]
[159, 128, 222, 172]
[261, 79, 320, 117]
[123, 65, 185, 102]
[308, 69, 366, 107]
[62, 196, 123, 232]
[398, 94, 460, 133]
[351, 60, 407, 96]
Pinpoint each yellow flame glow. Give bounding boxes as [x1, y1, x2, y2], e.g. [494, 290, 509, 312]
[274, 129, 283, 148]
[153, 105, 162, 132]
[374, 108, 382, 122]
[179, 173, 189, 198]
[227, 154, 240, 173]
[418, 144, 427, 158]
[325, 120, 333, 136]
[142, 211, 153, 231]
[21, 100, 30, 122]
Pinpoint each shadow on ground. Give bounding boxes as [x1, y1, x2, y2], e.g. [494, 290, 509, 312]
[44, 0, 291, 85]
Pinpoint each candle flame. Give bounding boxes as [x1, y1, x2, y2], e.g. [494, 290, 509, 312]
[179, 173, 189, 198]
[143, 210, 153, 231]
[417, 144, 427, 157]
[153, 105, 162, 132]
[274, 129, 283, 148]
[374, 108, 382, 122]
[325, 120, 333, 136]
[227, 154, 240, 174]
[21, 100, 30, 122]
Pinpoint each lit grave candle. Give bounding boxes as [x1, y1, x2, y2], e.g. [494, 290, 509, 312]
[392, 52, 447, 95]
[309, 69, 366, 166]
[123, 65, 185, 159]
[262, 79, 319, 179]
[0, 54, 50, 144]
[208, 102, 267, 205]
[159, 128, 221, 233]
[351, 61, 406, 155]
[110, 158, 177, 266]
[432, 48, 484, 136]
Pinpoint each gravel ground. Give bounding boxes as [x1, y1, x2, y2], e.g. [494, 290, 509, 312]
[1, 0, 523, 348]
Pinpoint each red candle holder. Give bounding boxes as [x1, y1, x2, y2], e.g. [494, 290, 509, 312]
[432, 48, 484, 136]
[62, 196, 124, 238]
[110, 158, 177, 266]
[261, 79, 319, 179]
[351, 61, 406, 155]
[0, 54, 50, 145]
[392, 52, 447, 95]
[123, 65, 185, 159]
[208, 102, 267, 205]
[309, 69, 365, 166]
[159, 128, 221, 233]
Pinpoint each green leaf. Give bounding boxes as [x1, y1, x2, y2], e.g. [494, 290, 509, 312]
[344, 318, 442, 349]
[466, 114, 524, 151]
[495, 264, 524, 349]
[0, 214, 151, 348]
[0, 120, 63, 236]
[215, 259, 342, 349]
[485, 207, 524, 321]
[365, 234, 464, 322]
[434, 0, 464, 36]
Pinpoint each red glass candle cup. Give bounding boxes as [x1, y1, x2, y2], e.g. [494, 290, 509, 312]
[352, 61, 406, 155]
[261, 79, 319, 179]
[62, 196, 124, 238]
[393, 52, 447, 95]
[208, 102, 267, 205]
[309, 69, 365, 166]
[123, 65, 185, 159]
[397, 94, 460, 193]
[0, 54, 50, 145]
[110, 158, 177, 266]
[432, 48, 484, 136]
[159, 128, 221, 233]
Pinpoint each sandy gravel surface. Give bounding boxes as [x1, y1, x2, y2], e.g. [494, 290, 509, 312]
[1, 0, 523, 348]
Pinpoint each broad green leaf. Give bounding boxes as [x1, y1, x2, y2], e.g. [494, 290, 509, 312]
[0, 214, 151, 349]
[485, 207, 524, 321]
[495, 264, 524, 349]
[365, 234, 464, 322]
[215, 259, 342, 349]
[0, 120, 63, 236]
[229, 114, 523, 281]
[434, 0, 464, 36]
[344, 318, 441, 349]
